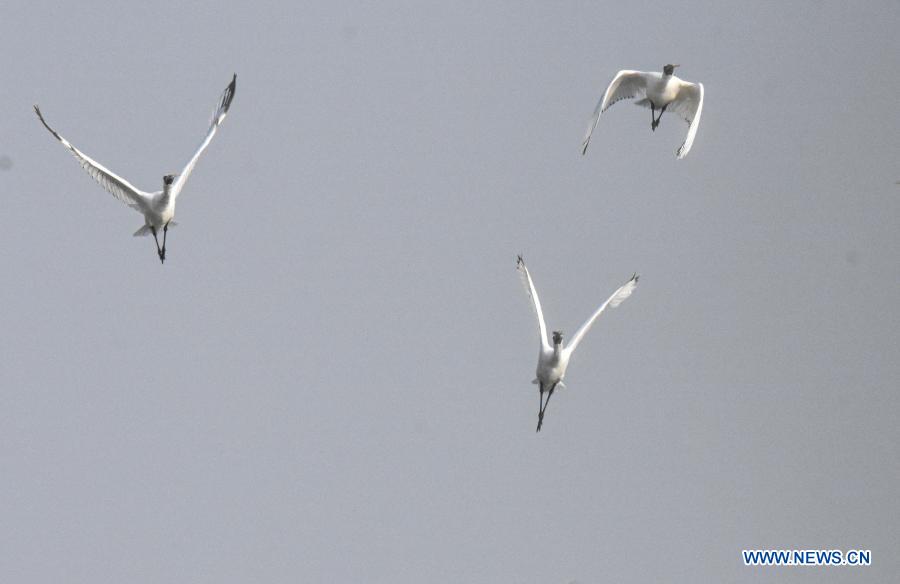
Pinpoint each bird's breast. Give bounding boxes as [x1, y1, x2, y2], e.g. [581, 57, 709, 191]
[537, 351, 568, 383]
[146, 197, 176, 227]
[162, 201, 176, 219]
[647, 77, 680, 105]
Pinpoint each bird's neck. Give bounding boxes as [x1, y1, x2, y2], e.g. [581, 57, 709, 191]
[552, 343, 563, 357]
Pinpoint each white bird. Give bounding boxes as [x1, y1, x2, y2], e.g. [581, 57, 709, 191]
[581, 64, 704, 159]
[34, 74, 237, 263]
[517, 255, 638, 432]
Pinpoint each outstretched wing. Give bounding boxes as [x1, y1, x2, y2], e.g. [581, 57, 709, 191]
[670, 81, 703, 159]
[33, 105, 151, 211]
[563, 273, 639, 357]
[581, 70, 650, 155]
[169, 74, 236, 201]
[517, 255, 551, 352]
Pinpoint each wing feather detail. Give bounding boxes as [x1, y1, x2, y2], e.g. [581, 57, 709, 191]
[563, 273, 639, 357]
[169, 74, 236, 201]
[672, 81, 704, 159]
[517, 255, 551, 352]
[34, 105, 150, 211]
[581, 70, 650, 155]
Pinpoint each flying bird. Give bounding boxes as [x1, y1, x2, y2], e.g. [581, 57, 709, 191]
[581, 64, 704, 159]
[34, 74, 237, 263]
[517, 255, 638, 432]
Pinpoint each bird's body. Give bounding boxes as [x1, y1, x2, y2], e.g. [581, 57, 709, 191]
[151, 191, 176, 230]
[127, 179, 180, 237]
[35, 74, 237, 263]
[134, 190, 174, 233]
[581, 65, 704, 159]
[534, 344, 567, 391]
[517, 255, 638, 432]
[643, 71, 682, 107]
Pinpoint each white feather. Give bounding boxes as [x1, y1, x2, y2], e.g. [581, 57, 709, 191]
[582, 67, 704, 159]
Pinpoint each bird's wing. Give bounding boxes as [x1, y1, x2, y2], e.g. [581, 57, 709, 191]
[517, 255, 551, 352]
[564, 273, 639, 357]
[33, 105, 151, 211]
[670, 81, 703, 159]
[581, 70, 649, 155]
[169, 74, 236, 201]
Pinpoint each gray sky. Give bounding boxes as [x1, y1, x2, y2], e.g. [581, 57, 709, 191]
[1, 1, 898, 582]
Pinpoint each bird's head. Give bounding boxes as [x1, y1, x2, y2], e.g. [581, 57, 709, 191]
[552, 331, 563, 346]
[663, 64, 679, 76]
[163, 174, 176, 187]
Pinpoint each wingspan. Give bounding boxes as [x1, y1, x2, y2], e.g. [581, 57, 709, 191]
[169, 74, 237, 200]
[670, 81, 703, 159]
[34, 105, 151, 211]
[517, 255, 551, 352]
[563, 273, 638, 358]
[581, 70, 650, 155]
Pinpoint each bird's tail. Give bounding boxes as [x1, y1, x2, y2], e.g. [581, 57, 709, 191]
[133, 221, 178, 237]
[633, 97, 652, 109]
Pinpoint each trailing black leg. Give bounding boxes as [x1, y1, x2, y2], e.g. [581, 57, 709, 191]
[160, 222, 169, 263]
[543, 382, 558, 418]
[151, 226, 164, 263]
[537, 383, 545, 432]
[537, 381, 558, 432]
[654, 104, 668, 130]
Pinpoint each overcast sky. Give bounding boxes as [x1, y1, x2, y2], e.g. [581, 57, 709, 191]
[1, 1, 898, 582]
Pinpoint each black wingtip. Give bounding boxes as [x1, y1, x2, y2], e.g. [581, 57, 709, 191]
[632, 273, 640, 282]
[33, 104, 59, 138]
[517, 254, 524, 265]
[220, 74, 237, 114]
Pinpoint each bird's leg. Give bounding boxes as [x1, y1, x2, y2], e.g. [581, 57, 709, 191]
[543, 382, 558, 414]
[654, 104, 668, 130]
[650, 102, 657, 131]
[537, 383, 545, 432]
[151, 226, 164, 263]
[160, 221, 169, 263]
[537, 382, 558, 432]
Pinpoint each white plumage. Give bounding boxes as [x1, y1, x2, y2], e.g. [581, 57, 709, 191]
[517, 255, 638, 432]
[35, 74, 236, 263]
[582, 65, 704, 159]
